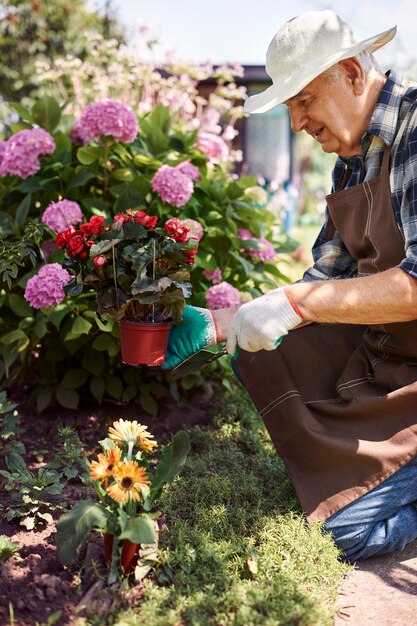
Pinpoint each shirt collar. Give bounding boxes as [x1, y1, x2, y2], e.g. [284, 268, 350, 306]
[364, 70, 406, 147]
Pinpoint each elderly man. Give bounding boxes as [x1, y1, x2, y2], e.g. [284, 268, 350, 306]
[163, 10, 417, 562]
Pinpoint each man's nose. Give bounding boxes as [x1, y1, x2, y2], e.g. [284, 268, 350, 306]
[289, 107, 308, 133]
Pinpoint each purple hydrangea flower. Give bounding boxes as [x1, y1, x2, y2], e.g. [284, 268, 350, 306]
[177, 161, 201, 182]
[197, 132, 229, 162]
[205, 281, 241, 309]
[0, 128, 55, 179]
[41, 199, 83, 233]
[24, 264, 71, 309]
[151, 164, 194, 207]
[0, 141, 7, 164]
[203, 268, 222, 284]
[71, 99, 139, 145]
[238, 229, 276, 262]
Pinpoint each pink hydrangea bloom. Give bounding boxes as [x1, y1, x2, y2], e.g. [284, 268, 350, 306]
[238, 229, 276, 262]
[180, 218, 204, 241]
[151, 164, 194, 207]
[205, 281, 241, 309]
[198, 132, 229, 161]
[203, 268, 222, 284]
[237, 229, 252, 240]
[24, 264, 71, 309]
[72, 99, 139, 145]
[0, 141, 7, 163]
[41, 199, 83, 233]
[177, 161, 201, 182]
[0, 128, 55, 179]
[252, 238, 276, 262]
[69, 118, 86, 145]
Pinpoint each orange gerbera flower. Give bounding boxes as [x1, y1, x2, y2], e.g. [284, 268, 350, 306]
[108, 419, 157, 452]
[90, 447, 122, 482]
[106, 460, 150, 504]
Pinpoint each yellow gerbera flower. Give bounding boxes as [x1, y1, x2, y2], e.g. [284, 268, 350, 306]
[106, 460, 150, 504]
[108, 419, 157, 452]
[90, 447, 122, 482]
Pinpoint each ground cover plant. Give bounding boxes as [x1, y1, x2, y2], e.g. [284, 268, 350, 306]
[0, 384, 350, 625]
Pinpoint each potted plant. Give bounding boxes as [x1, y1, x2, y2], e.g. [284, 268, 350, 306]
[56, 208, 199, 366]
[55, 418, 190, 583]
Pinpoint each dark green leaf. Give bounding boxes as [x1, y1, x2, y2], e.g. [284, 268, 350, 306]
[7, 294, 33, 318]
[77, 147, 100, 165]
[32, 96, 61, 132]
[11, 102, 35, 123]
[119, 515, 157, 544]
[61, 369, 89, 389]
[15, 194, 32, 227]
[139, 393, 158, 416]
[36, 388, 53, 414]
[67, 169, 96, 190]
[56, 386, 79, 409]
[89, 376, 106, 403]
[149, 431, 190, 502]
[56, 500, 108, 565]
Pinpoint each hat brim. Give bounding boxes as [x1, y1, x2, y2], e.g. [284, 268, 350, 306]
[244, 25, 397, 114]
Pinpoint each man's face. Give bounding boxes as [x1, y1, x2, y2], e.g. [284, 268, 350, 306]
[284, 69, 365, 157]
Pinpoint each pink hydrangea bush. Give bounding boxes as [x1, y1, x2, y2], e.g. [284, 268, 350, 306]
[176, 161, 201, 182]
[24, 264, 71, 309]
[197, 132, 229, 162]
[71, 99, 139, 145]
[203, 268, 222, 284]
[237, 229, 276, 262]
[151, 165, 194, 207]
[41, 200, 83, 233]
[205, 281, 241, 309]
[0, 128, 55, 179]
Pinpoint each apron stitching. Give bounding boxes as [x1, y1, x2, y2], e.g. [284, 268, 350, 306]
[336, 375, 370, 388]
[260, 392, 302, 417]
[336, 377, 369, 393]
[336, 379, 370, 391]
[260, 389, 301, 413]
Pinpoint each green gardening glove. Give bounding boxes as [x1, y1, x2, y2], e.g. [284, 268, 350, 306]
[161, 305, 218, 370]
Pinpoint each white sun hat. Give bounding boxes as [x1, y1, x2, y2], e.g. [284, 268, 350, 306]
[244, 10, 396, 114]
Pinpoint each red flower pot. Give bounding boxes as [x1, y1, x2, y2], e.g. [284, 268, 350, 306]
[120, 539, 140, 575]
[102, 534, 140, 575]
[118, 320, 172, 366]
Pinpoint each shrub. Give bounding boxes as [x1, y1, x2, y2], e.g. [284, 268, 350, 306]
[0, 90, 295, 413]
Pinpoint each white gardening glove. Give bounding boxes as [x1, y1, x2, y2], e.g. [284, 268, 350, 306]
[226, 287, 302, 354]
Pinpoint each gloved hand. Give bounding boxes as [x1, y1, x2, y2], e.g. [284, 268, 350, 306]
[226, 287, 302, 354]
[161, 305, 218, 370]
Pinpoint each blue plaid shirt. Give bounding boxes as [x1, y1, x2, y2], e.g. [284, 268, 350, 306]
[303, 71, 417, 282]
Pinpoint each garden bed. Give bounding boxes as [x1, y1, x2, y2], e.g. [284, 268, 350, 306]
[0, 384, 349, 626]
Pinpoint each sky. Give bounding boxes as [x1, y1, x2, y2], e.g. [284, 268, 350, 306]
[87, 0, 417, 70]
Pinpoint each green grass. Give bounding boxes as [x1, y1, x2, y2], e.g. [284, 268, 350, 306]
[111, 385, 350, 626]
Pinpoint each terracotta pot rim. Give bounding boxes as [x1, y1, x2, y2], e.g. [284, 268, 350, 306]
[118, 319, 173, 328]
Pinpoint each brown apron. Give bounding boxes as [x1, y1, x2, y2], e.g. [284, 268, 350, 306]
[235, 144, 417, 523]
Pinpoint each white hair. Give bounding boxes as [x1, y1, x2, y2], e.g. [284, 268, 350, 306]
[323, 50, 382, 81]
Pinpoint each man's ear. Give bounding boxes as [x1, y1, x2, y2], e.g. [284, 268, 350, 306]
[340, 58, 365, 95]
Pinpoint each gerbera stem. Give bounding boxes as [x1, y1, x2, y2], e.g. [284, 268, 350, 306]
[127, 441, 134, 462]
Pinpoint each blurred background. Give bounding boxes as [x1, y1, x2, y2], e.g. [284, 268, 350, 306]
[2, 0, 417, 254]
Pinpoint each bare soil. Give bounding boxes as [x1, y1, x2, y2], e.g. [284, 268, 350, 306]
[0, 388, 212, 626]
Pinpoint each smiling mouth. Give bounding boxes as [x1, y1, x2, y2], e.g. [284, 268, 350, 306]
[311, 127, 324, 140]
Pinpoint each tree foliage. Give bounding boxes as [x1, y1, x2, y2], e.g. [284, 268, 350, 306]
[0, 0, 125, 102]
